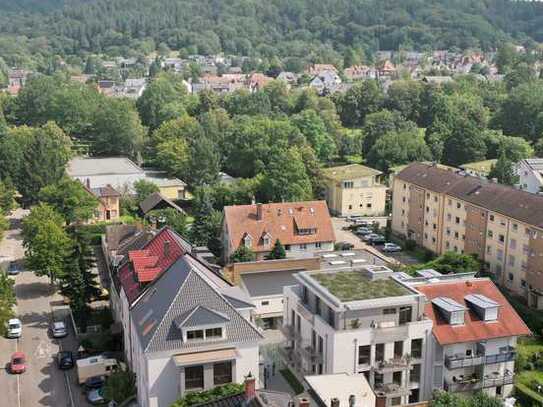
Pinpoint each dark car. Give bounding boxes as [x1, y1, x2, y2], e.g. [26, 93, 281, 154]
[335, 241, 354, 250]
[84, 375, 106, 391]
[369, 234, 386, 245]
[57, 351, 74, 369]
[7, 262, 21, 276]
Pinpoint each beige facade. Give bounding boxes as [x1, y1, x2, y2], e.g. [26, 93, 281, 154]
[392, 164, 543, 309]
[322, 164, 388, 217]
[95, 195, 120, 222]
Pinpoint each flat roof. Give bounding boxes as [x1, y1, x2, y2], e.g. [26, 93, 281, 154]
[67, 157, 143, 176]
[320, 250, 385, 270]
[241, 269, 302, 298]
[305, 373, 375, 407]
[312, 270, 411, 302]
[322, 164, 381, 181]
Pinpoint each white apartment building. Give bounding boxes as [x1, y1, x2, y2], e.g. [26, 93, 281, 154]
[516, 158, 543, 194]
[282, 265, 433, 406]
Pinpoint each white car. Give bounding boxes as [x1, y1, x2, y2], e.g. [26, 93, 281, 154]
[383, 243, 402, 252]
[7, 318, 22, 338]
[51, 321, 68, 338]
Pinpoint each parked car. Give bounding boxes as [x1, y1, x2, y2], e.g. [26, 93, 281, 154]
[369, 234, 386, 244]
[7, 262, 21, 276]
[355, 227, 372, 236]
[335, 241, 354, 250]
[9, 352, 26, 374]
[346, 216, 363, 223]
[87, 387, 109, 405]
[362, 233, 379, 242]
[57, 351, 74, 369]
[354, 219, 369, 226]
[382, 243, 402, 252]
[6, 318, 22, 338]
[51, 321, 68, 338]
[84, 375, 106, 391]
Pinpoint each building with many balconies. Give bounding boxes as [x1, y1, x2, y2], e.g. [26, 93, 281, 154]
[282, 265, 433, 406]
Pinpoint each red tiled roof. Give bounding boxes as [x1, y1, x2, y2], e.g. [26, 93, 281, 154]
[224, 201, 335, 254]
[416, 279, 531, 345]
[119, 228, 186, 304]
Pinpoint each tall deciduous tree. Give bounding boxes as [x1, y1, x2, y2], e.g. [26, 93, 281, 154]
[0, 272, 16, 336]
[488, 151, 519, 186]
[336, 80, 384, 127]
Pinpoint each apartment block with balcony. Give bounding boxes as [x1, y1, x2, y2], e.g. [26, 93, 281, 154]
[282, 265, 433, 407]
[391, 162, 543, 309]
[408, 277, 530, 400]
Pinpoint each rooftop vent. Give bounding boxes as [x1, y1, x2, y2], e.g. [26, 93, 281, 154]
[465, 294, 500, 321]
[329, 260, 347, 265]
[432, 297, 466, 325]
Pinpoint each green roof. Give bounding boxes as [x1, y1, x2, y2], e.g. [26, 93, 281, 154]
[312, 271, 411, 302]
[322, 164, 381, 181]
[460, 159, 497, 173]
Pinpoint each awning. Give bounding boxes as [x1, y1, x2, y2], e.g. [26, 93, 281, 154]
[173, 348, 239, 366]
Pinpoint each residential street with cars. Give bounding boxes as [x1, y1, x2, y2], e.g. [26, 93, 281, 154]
[0, 209, 90, 407]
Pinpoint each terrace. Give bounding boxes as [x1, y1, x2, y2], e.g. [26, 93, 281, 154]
[312, 271, 411, 302]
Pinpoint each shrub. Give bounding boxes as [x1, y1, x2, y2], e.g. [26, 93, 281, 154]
[171, 383, 244, 407]
[404, 239, 417, 251]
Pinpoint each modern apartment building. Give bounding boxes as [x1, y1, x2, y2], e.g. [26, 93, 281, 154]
[322, 164, 388, 217]
[391, 163, 543, 309]
[516, 158, 543, 194]
[282, 265, 433, 406]
[398, 273, 530, 400]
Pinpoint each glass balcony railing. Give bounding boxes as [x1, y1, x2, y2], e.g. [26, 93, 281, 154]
[445, 354, 485, 369]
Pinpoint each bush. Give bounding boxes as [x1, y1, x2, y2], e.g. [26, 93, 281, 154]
[171, 383, 244, 407]
[404, 239, 417, 251]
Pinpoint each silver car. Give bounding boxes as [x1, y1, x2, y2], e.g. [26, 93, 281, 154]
[51, 321, 68, 338]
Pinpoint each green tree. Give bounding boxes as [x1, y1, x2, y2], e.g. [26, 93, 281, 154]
[362, 109, 416, 155]
[488, 151, 519, 186]
[336, 80, 384, 127]
[412, 252, 481, 275]
[230, 245, 256, 263]
[190, 187, 223, 257]
[0, 179, 16, 214]
[266, 239, 286, 260]
[155, 138, 191, 178]
[0, 272, 16, 336]
[366, 129, 432, 172]
[16, 122, 72, 205]
[291, 109, 336, 161]
[504, 62, 536, 90]
[385, 80, 424, 124]
[22, 204, 71, 283]
[259, 147, 313, 203]
[495, 43, 517, 74]
[147, 208, 187, 236]
[133, 179, 160, 204]
[39, 177, 98, 224]
[103, 371, 136, 404]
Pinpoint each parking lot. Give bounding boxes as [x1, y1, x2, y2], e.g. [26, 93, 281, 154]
[331, 217, 421, 266]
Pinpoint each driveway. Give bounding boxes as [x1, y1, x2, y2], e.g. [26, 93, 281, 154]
[0, 209, 91, 407]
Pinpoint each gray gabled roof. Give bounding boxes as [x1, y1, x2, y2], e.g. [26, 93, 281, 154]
[174, 305, 230, 329]
[139, 191, 185, 215]
[131, 255, 262, 353]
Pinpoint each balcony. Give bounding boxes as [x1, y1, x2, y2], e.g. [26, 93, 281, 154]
[374, 383, 411, 398]
[484, 348, 516, 365]
[299, 345, 324, 364]
[445, 354, 485, 369]
[483, 373, 514, 388]
[444, 375, 483, 392]
[375, 357, 411, 373]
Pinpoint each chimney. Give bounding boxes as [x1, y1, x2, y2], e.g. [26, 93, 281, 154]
[331, 398, 340, 407]
[244, 372, 256, 400]
[256, 203, 263, 221]
[163, 240, 170, 258]
[86, 178, 91, 189]
[299, 397, 310, 407]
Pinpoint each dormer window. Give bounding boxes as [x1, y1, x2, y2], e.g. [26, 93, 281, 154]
[243, 234, 252, 248]
[185, 327, 224, 341]
[175, 305, 230, 342]
[262, 232, 272, 246]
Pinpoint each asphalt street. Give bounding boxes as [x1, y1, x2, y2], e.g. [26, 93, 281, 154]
[0, 209, 90, 407]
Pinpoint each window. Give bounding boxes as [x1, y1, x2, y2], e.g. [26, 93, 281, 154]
[343, 181, 354, 189]
[315, 242, 321, 249]
[394, 341, 404, 358]
[375, 344, 385, 363]
[383, 308, 397, 315]
[508, 273, 514, 282]
[261, 301, 269, 306]
[402, 197, 406, 203]
[513, 223, 518, 232]
[410, 364, 421, 384]
[263, 237, 270, 246]
[497, 248, 504, 261]
[426, 206, 430, 213]
[445, 241, 450, 249]
[358, 345, 371, 365]
[432, 237, 436, 243]
[300, 243, 307, 250]
[393, 371, 402, 386]
[366, 203, 372, 209]
[243, 235, 252, 248]
[205, 327, 223, 339]
[401, 209, 405, 215]
[433, 223, 437, 230]
[489, 214, 495, 221]
[448, 199, 452, 206]
[213, 361, 232, 385]
[446, 228, 451, 236]
[523, 244, 529, 254]
[374, 372, 384, 387]
[434, 196, 438, 202]
[454, 231, 459, 239]
[424, 233, 428, 240]
[521, 279, 527, 288]
[426, 193, 430, 199]
[187, 330, 204, 340]
[399, 306, 412, 325]
[455, 217, 460, 224]
[285, 244, 291, 251]
[510, 239, 517, 250]
[348, 205, 352, 210]
[487, 246, 492, 255]
[488, 230, 493, 238]
[447, 213, 452, 221]
[185, 366, 204, 390]
[411, 339, 423, 359]
[456, 202, 461, 209]
[508, 255, 515, 267]
[499, 234, 505, 243]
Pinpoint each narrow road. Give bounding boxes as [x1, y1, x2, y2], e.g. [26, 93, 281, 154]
[0, 209, 90, 407]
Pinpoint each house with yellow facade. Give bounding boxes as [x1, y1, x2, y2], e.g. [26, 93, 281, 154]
[322, 164, 388, 217]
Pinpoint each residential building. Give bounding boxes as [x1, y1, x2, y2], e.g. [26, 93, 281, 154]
[304, 64, 338, 77]
[391, 162, 543, 309]
[516, 158, 543, 194]
[88, 184, 121, 222]
[276, 72, 299, 86]
[222, 201, 335, 262]
[309, 70, 342, 95]
[282, 265, 433, 406]
[6, 69, 31, 95]
[67, 157, 187, 200]
[343, 65, 377, 81]
[139, 192, 185, 217]
[305, 373, 376, 407]
[460, 159, 497, 178]
[322, 164, 388, 217]
[109, 227, 261, 407]
[404, 276, 530, 399]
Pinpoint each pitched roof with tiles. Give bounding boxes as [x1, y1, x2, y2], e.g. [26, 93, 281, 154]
[118, 227, 188, 304]
[396, 162, 543, 228]
[416, 279, 531, 345]
[224, 201, 335, 253]
[91, 185, 121, 197]
[322, 164, 382, 182]
[139, 192, 184, 215]
[131, 255, 262, 353]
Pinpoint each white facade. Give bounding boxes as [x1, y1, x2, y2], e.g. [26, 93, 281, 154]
[516, 159, 543, 195]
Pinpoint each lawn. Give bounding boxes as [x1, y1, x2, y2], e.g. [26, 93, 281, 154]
[312, 270, 411, 301]
[515, 370, 543, 404]
[515, 336, 543, 406]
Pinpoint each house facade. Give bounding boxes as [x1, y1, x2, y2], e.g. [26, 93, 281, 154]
[516, 158, 543, 194]
[322, 164, 388, 217]
[222, 201, 336, 262]
[282, 265, 433, 406]
[90, 185, 121, 222]
[391, 163, 543, 309]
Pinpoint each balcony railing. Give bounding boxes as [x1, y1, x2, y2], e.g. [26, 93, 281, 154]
[376, 357, 411, 372]
[484, 349, 516, 365]
[483, 374, 514, 388]
[444, 377, 483, 392]
[445, 354, 485, 369]
[374, 383, 411, 398]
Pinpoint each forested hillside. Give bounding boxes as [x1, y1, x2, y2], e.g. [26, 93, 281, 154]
[1, 0, 543, 67]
